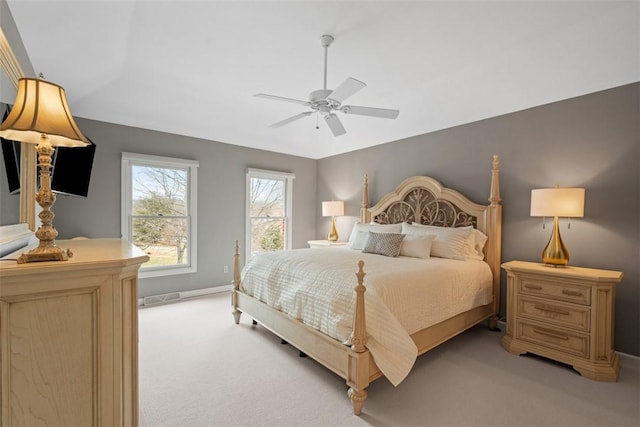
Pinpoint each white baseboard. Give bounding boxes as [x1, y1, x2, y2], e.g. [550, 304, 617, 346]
[138, 284, 233, 306]
[617, 351, 640, 361]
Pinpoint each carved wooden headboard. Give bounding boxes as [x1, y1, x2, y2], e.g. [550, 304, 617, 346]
[359, 155, 503, 316]
[366, 176, 481, 230]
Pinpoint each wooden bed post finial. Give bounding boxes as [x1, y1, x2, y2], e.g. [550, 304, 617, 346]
[362, 175, 369, 210]
[360, 174, 370, 224]
[232, 239, 242, 324]
[489, 154, 501, 206]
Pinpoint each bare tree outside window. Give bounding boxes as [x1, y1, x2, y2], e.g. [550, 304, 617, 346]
[246, 170, 293, 259]
[249, 177, 285, 255]
[122, 152, 198, 278]
[132, 165, 189, 267]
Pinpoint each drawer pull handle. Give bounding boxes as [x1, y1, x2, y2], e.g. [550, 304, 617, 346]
[534, 304, 570, 316]
[524, 284, 543, 290]
[562, 289, 583, 297]
[533, 328, 569, 340]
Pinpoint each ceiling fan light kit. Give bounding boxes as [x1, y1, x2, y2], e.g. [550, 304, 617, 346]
[255, 34, 399, 137]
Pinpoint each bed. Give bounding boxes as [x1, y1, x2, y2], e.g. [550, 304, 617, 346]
[232, 155, 502, 415]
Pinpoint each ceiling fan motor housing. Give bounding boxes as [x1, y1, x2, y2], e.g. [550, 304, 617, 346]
[310, 89, 336, 114]
[310, 89, 332, 104]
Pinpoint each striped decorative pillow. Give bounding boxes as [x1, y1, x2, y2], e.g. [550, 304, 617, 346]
[401, 223, 473, 260]
[362, 232, 405, 257]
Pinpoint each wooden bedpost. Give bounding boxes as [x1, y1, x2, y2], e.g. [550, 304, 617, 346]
[350, 261, 367, 352]
[232, 239, 242, 324]
[347, 260, 368, 415]
[486, 155, 502, 330]
[360, 174, 370, 224]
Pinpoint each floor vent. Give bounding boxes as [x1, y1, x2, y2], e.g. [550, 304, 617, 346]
[143, 292, 181, 306]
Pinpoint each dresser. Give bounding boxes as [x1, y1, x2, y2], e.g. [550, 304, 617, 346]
[501, 260, 623, 381]
[0, 238, 148, 426]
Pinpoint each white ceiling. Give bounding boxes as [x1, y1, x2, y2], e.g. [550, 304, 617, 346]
[5, 1, 639, 159]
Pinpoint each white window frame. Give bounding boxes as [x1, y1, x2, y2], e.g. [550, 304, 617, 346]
[245, 168, 294, 261]
[121, 152, 198, 278]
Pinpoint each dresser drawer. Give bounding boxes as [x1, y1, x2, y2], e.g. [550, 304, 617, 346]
[518, 296, 590, 332]
[519, 277, 591, 305]
[517, 320, 590, 359]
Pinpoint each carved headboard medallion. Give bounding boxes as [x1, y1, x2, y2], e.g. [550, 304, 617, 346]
[373, 187, 477, 228]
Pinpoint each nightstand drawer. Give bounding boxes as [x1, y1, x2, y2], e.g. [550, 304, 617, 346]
[517, 320, 590, 359]
[519, 277, 591, 305]
[518, 296, 590, 332]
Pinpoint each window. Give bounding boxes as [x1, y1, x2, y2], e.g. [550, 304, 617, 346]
[246, 168, 294, 260]
[122, 153, 198, 278]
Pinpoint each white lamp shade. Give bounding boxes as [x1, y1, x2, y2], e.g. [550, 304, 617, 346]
[531, 188, 585, 217]
[0, 78, 89, 147]
[322, 200, 344, 217]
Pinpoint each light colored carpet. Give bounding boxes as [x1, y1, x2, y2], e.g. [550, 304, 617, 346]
[139, 292, 639, 427]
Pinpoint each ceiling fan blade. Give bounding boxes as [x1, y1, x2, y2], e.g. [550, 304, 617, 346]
[269, 111, 313, 128]
[254, 93, 310, 107]
[327, 77, 366, 104]
[324, 113, 346, 136]
[341, 105, 400, 119]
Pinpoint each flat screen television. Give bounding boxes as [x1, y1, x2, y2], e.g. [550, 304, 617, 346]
[1, 132, 21, 194]
[1, 104, 96, 198]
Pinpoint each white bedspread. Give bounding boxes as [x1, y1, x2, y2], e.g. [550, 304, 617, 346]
[240, 248, 493, 386]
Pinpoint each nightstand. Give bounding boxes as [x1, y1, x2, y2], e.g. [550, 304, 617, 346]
[307, 240, 347, 248]
[501, 260, 623, 381]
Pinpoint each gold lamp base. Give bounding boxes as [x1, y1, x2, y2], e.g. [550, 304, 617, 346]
[17, 246, 72, 264]
[541, 216, 570, 267]
[16, 136, 73, 264]
[327, 216, 339, 242]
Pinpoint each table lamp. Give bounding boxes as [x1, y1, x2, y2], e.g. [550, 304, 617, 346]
[322, 200, 344, 241]
[0, 76, 90, 263]
[530, 187, 585, 266]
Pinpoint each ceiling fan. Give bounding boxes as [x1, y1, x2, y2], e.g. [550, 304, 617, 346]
[254, 34, 400, 137]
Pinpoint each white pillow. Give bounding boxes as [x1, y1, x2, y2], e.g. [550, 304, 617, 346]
[346, 222, 403, 250]
[464, 228, 488, 260]
[399, 233, 436, 259]
[367, 222, 403, 233]
[408, 223, 487, 259]
[402, 223, 473, 260]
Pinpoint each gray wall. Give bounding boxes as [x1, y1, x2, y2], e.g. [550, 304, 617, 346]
[47, 118, 317, 298]
[316, 83, 639, 356]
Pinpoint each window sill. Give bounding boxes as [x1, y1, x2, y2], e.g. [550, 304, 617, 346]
[139, 265, 196, 279]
